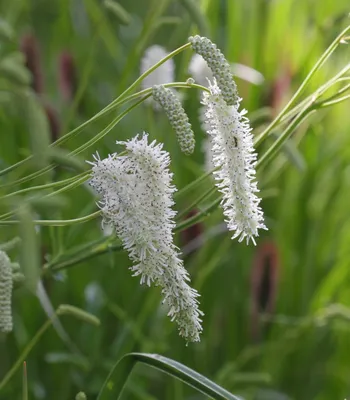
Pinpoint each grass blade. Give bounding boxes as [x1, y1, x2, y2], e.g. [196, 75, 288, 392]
[97, 352, 243, 400]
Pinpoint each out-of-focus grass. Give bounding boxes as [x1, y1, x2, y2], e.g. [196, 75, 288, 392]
[0, 0, 350, 399]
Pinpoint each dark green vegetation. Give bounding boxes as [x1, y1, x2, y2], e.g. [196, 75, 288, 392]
[0, 0, 350, 399]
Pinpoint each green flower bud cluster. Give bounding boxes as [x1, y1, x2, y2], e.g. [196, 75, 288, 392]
[152, 85, 195, 155]
[189, 35, 238, 106]
[0, 250, 13, 333]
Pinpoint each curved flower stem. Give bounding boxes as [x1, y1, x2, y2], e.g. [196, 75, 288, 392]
[0, 210, 101, 226]
[255, 23, 350, 147]
[0, 173, 91, 221]
[0, 81, 206, 189]
[117, 42, 192, 102]
[315, 81, 350, 105]
[43, 239, 123, 273]
[261, 74, 350, 139]
[175, 197, 221, 233]
[317, 93, 350, 108]
[0, 165, 53, 189]
[257, 80, 350, 170]
[0, 318, 54, 391]
[1, 171, 89, 200]
[0, 41, 192, 178]
[175, 167, 216, 199]
[176, 186, 217, 220]
[128, 82, 210, 99]
[40, 193, 220, 273]
[257, 105, 316, 170]
[0, 97, 148, 189]
[46, 173, 90, 197]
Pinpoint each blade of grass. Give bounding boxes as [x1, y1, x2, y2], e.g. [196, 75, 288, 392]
[97, 352, 243, 400]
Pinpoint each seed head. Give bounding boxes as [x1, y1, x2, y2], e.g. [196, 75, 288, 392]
[152, 85, 195, 155]
[0, 250, 13, 333]
[189, 35, 238, 106]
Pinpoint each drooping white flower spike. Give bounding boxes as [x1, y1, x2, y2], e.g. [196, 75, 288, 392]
[202, 79, 267, 245]
[88, 134, 203, 342]
[140, 45, 175, 109]
[0, 250, 13, 333]
[152, 85, 195, 155]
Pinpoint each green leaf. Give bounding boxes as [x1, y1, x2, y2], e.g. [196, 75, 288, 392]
[98, 352, 243, 400]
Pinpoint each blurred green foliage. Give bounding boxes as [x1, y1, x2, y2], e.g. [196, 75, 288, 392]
[0, 0, 350, 399]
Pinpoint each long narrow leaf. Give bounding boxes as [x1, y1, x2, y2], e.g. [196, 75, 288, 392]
[98, 352, 243, 400]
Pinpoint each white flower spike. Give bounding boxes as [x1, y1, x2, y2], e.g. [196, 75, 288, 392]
[202, 79, 267, 244]
[88, 134, 203, 342]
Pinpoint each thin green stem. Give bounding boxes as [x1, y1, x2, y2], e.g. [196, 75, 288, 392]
[41, 194, 221, 271]
[0, 172, 89, 199]
[0, 166, 53, 189]
[276, 74, 350, 126]
[0, 173, 91, 222]
[45, 173, 90, 198]
[255, 24, 350, 147]
[72, 96, 150, 157]
[117, 42, 192, 102]
[176, 185, 217, 220]
[125, 82, 210, 100]
[0, 318, 54, 391]
[257, 76, 350, 169]
[323, 82, 350, 102]
[0, 80, 206, 188]
[175, 197, 221, 233]
[0, 41, 193, 179]
[257, 106, 315, 170]
[175, 167, 216, 199]
[0, 97, 147, 189]
[253, 74, 350, 149]
[44, 240, 123, 272]
[318, 93, 350, 108]
[0, 210, 101, 226]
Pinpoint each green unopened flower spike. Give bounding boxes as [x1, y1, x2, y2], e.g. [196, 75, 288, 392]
[0, 250, 13, 333]
[152, 85, 195, 155]
[189, 35, 238, 106]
